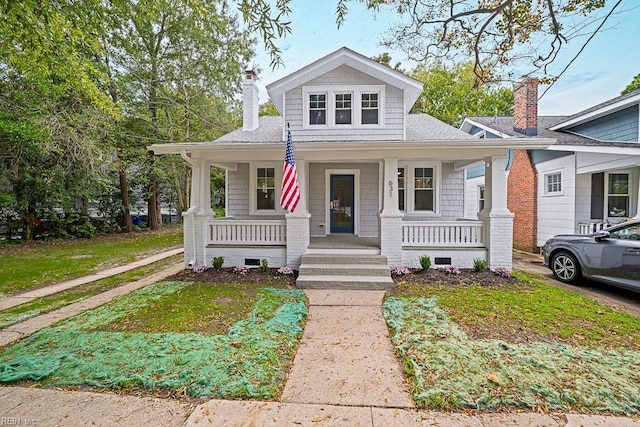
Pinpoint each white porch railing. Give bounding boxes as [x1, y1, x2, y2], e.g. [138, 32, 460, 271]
[209, 219, 286, 245]
[578, 222, 606, 235]
[402, 221, 485, 247]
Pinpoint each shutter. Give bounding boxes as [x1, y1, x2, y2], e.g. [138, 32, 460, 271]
[590, 172, 604, 219]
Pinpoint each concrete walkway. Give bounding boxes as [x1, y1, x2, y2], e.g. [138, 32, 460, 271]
[0, 261, 184, 348]
[0, 247, 183, 312]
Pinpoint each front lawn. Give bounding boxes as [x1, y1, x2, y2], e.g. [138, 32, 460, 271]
[0, 281, 307, 399]
[0, 227, 183, 296]
[385, 271, 640, 413]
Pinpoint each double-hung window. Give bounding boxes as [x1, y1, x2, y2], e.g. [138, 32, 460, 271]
[335, 93, 352, 125]
[414, 167, 435, 211]
[361, 93, 378, 124]
[309, 93, 326, 125]
[256, 167, 276, 210]
[544, 172, 562, 195]
[607, 173, 629, 218]
[398, 167, 405, 211]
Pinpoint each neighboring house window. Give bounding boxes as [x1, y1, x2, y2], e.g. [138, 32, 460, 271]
[478, 185, 485, 213]
[607, 173, 629, 218]
[361, 93, 378, 125]
[544, 172, 562, 195]
[309, 93, 326, 125]
[398, 167, 405, 211]
[256, 167, 276, 210]
[414, 167, 434, 211]
[335, 93, 352, 125]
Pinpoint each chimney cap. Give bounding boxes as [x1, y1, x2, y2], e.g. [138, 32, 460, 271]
[244, 69, 257, 80]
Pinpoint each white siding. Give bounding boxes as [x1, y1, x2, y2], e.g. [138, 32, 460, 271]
[308, 162, 379, 237]
[575, 173, 592, 225]
[464, 175, 484, 219]
[284, 65, 404, 141]
[536, 155, 576, 246]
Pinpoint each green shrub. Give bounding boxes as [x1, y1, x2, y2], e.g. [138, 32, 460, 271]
[212, 256, 224, 270]
[419, 254, 431, 270]
[473, 258, 487, 272]
[260, 258, 269, 273]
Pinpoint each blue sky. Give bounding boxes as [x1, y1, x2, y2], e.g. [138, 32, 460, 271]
[253, 0, 640, 117]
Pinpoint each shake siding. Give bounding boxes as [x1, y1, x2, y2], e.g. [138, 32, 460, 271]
[536, 155, 576, 246]
[404, 163, 464, 221]
[308, 162, 379, 237]
[227, 163, 250, 217]
[284, 65, 404, 141]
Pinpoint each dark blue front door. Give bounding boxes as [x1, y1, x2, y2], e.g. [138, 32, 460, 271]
[330, 174, 354, 233]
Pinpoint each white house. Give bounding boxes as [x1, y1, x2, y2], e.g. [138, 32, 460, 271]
[149, 47, 550, 287]
[461, 81, 640, 251]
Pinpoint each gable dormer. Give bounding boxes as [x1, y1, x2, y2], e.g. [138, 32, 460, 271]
[266, 47, 423, 142]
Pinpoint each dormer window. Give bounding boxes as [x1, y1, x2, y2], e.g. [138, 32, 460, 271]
[303, 85, 384, 129]
[335, 93, 352, 125]
[309, 93, 326, 125]
[361, 93, 378, 125]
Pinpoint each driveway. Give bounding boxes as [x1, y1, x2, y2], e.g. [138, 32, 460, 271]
[513, 250, 640, 316]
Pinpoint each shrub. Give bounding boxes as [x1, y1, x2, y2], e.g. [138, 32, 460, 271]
[391, 266, 411, 276]
[193, 264, 208, 273]
[419, 254, 431, 270]
[212, 256, 224, 271]
[443, 265, 460, 275]
[277, 266, 294, 275]
[260, 258, 269, 273]
[233, 265, 249, 275]
[473, 258, 487, 272]
[493, 267, 512, 278]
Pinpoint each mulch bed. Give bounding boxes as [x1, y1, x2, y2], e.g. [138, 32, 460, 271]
[168, 268, 298, 286]
[393, 268, 521, 287]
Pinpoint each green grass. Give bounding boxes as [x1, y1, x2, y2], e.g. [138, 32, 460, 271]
[0, 227, 182, 296]
[102, 282, 269, 334]
[0, 282, 308, 400]
[0, 255, 182, 329]
[389, 270, 640, 350]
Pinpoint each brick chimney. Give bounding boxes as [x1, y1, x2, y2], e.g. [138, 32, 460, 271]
[242, 70, 259, 131]
[513, 78, 538, 136]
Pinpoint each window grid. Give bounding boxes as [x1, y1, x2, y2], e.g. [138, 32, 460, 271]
[545, 172, 562, 194]
[361, 93, 379, 125]
[256, 167, 275, 210]
[335, 93, 352, 125]
[414, 167, 434, 211]
[309, 94, 326, 125]
[607, 173, 629, 218]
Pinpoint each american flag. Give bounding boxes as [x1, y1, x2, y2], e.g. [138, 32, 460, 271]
[280, 130, 300, 212]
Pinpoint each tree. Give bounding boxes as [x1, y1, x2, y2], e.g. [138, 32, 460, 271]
[621, 73, 640, 95]
[410, 62, 514, 127]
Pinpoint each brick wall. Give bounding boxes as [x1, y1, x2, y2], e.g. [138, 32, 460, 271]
[508, 149, 538, 252]
[513, 78, 538, 136]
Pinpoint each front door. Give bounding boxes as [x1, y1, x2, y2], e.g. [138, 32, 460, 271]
[330, 174, 354, 233]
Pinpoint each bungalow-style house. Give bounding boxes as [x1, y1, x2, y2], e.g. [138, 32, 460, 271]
[460, 80, 640, 252]
[149, 47, 550, 287]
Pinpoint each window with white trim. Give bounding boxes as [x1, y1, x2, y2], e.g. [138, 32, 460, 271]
[398, 167, 405, 211]
[250, 163, 282, 214]
[309, 93, 326, 125]
[414, 167, 434, 211]
[303, 85, 384, 129]
[335, 93, 352, 125]
[544, 172, 562, 195]
[361, 93, 378, 124]
[607, 173, 629, 218]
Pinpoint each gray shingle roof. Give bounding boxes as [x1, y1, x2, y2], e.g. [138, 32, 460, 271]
[213, 114, 476, 144]
[467, 115, 640, 148]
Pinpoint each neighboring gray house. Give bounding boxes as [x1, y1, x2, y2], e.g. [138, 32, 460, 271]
[460, 80, 640, 250]
[149, 47, 548, 286]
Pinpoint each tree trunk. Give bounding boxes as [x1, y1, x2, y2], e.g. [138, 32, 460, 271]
[118, 158, 133, 233]
[147, 151, 161, 230]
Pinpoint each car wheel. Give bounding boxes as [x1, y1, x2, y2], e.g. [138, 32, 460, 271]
[551, 251, 582, 284]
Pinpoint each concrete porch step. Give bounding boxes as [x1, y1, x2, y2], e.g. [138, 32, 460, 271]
[295, 275, 394, 290]
[296, 254, 393, 290]
[298, 264, 391, 277]
[300, 254, 389, 266]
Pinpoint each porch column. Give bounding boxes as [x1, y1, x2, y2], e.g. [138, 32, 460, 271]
[183, 158, 214, 269]
[286, 159, 310, 269]
[482, 155, 514, 271]
[380, 158, 403, 266]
